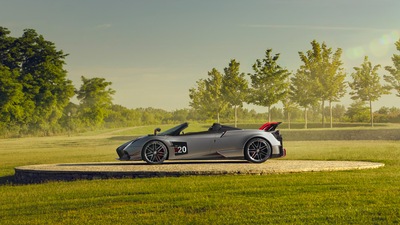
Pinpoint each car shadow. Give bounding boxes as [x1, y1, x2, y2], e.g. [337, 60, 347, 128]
[57, 160, 250, 167]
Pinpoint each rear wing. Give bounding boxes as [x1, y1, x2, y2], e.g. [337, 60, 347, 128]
[259, 122, 282, 132]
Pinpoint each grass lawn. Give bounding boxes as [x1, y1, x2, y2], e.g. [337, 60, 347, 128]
[0, 125, 399, 224]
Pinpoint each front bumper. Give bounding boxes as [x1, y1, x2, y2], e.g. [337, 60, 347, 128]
[116, 140, 142, 161]
[117, 148, 130, 160]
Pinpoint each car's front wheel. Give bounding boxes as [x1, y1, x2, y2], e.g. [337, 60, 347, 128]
[142, 140, 168, 164]
[244, 138, 272, 163]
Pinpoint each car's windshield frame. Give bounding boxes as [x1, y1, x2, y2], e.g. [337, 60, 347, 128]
[158, 122, 188, 136]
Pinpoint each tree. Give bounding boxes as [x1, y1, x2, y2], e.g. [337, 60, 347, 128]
[282, 99, 294, 129]
[290, 70, 317, 128]
[0, 27, 74, 135]
[60, 102, 79, 135]
[282, 77, 297, 129]
[377, 107, 400, 123]
[349, 56, 390, 127]
[189, 68, 228, 122]
[384, 39, 400, 97]
[19, 29, 75, 134]
[344, 100, 370, 123]
[297, 40, 346, 128]
[248, 49, 290, 122]
[189, 79, 208, 118]
[324, 51, 346, 128]
[222, 59, 248, 127]
[0, 66, 24, 134]
[76, 76, 115, 127]
[330, 104, 346, 122]
[0, 27, 17, 69]
[171, 109, 190, 122]
[206, 68, 229, 123]
[103, 104, 143, 128]
[270, 107, 284, 120]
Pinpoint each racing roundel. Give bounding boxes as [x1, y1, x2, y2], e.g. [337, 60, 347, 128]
[173, 142, 188, 155]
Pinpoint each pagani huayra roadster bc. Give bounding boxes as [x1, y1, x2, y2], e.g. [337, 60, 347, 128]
[116, 122, 286, 164]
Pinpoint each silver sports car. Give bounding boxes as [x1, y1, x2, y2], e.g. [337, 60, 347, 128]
[116, 122, 286, 164]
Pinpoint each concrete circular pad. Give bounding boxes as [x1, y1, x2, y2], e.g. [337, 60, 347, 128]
[14, 160, 384, 183]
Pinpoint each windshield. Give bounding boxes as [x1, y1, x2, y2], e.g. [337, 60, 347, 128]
[158, 122, 188, 136]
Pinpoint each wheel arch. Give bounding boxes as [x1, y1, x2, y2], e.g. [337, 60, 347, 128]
[141, 139, 170, 163]
[243, 136, 273, 163]
[242, 136, 271, 153]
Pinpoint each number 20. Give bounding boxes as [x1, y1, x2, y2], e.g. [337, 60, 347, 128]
[177, 146, 187, 153]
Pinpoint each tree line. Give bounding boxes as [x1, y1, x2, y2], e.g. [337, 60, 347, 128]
[0, 27, 121, 136]
[1, 27, 400, 137]
[189, 40, 400, 128]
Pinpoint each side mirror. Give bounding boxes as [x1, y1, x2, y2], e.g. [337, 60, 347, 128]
[154, 128, 161, 135]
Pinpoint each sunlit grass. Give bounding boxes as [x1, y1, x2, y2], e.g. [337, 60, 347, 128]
[0, 125, 399, 224]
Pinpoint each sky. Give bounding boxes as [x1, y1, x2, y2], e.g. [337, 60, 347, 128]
[1, 0, 399, 112]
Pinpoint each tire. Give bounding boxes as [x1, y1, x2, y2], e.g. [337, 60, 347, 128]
[142, 140, 168, 164]
[244, 138, 272, 163]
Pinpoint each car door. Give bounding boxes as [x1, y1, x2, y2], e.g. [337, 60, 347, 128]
[168, 131, 219, 159]
[212, 130, 246, 157]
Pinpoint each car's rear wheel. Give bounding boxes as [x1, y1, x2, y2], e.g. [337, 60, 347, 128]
[142, 140, 168, 164]
[244, 138, 272, 163]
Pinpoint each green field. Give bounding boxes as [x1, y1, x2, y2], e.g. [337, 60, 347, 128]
[0, 125, 399, 224]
